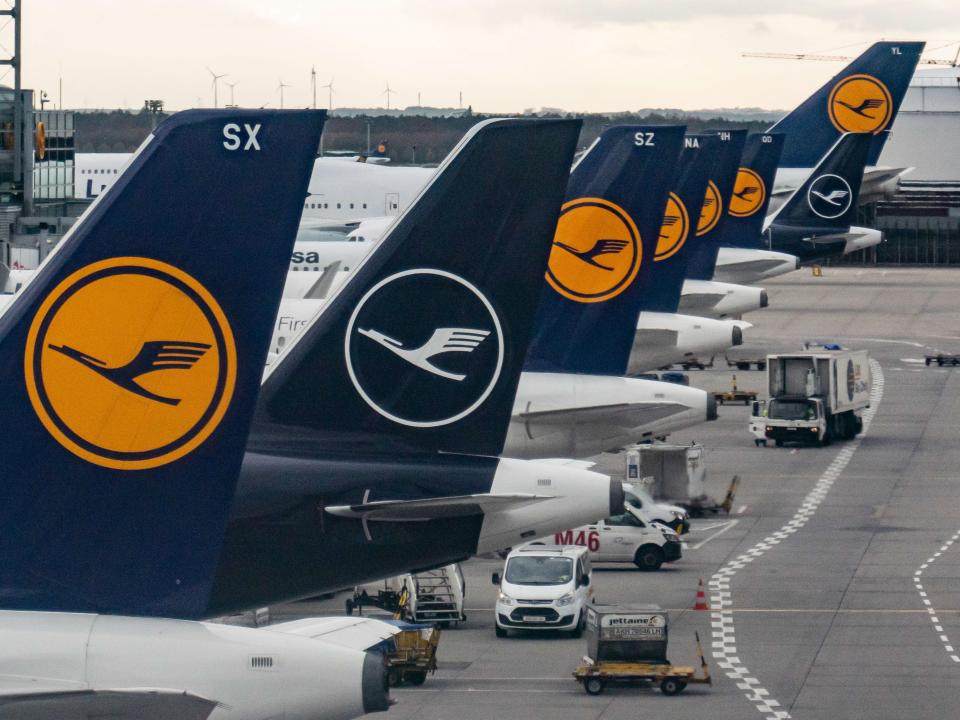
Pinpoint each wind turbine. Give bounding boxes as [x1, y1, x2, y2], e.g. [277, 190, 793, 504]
[382, 81, 397, 110]
[277, 79, 291, 109]
[207, 67, 227, 108]
[225, 81, 238, 107]
[319, 77, 334, 112]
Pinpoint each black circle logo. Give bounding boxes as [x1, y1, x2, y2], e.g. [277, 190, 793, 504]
[345, 269, 504, 427]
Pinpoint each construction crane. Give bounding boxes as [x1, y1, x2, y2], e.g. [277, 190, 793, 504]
[743, 42, 960, 67]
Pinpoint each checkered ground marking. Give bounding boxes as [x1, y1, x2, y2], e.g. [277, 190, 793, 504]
[709, 360, 884, 719]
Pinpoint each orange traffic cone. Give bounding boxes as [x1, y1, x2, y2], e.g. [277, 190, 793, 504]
[693, 579, 709, 611]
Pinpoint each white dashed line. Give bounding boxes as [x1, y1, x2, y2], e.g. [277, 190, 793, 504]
[915, 528, 960, 664]
[709, 360, 884, 720]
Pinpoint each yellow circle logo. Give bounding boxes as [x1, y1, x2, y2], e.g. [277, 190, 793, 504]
[655, 193, 689, 262]
[24, 257, 237, 470]
[729, 168, 766, 218]
[545, 197, 641, 303]
[828, 74, 893, 134]
[696, 181, 722, 236]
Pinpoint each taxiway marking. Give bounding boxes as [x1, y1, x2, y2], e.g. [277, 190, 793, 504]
[686, 519, 740, 550]
[708, 360, 884, 720]
[914, 529, 960, 664]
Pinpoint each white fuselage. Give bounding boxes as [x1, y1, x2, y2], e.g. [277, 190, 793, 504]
[76, 152, 433, 222]
[713, 247, 800, 284]
[629, 311, 748, 373]
[478, 459, 616, 553]
[678, 279, 767, 319]
[506, 372, 712, 458]
[0, 610, 383, 720]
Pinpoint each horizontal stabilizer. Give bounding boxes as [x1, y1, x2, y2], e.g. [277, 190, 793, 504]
[326, 493, 551, 521]
[519, 402, 686, 427]
[0, 689, 219, 720]
[267, 616, 400, 650]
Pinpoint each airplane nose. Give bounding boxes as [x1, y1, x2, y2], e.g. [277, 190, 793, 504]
[760, 289, 769, 308]
[732, 326, 743, 346]
[609, 478, 625, 516]
[707, 393, 718, 421]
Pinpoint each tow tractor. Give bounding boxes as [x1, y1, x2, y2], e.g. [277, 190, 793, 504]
[925, 354, 960, 367]
[712, 374, 757, 405]
[573, 604, 711, 696]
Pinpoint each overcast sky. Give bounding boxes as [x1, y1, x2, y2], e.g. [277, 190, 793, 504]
[16, 1, 960, 112]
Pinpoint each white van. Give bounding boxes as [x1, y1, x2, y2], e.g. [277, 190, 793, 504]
[622, 482, 690, 534]
[492, 545, 593, 638]
[552, 504, 682, 571]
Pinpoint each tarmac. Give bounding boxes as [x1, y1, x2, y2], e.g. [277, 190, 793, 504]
[278, 266, 960, 720]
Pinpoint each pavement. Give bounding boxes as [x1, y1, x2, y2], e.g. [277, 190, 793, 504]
[275, 267, 960, 720]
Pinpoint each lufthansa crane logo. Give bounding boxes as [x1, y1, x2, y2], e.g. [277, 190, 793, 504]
[545, 197, 641, 303]
[807, 173, 853, 219]
[828, 74, 893, 134]
[696, 181, 722, 236]
[655, 193, 690, 262]
[345, 269, 504, 427]
[24, 257, 236, 470]
[729, 168, 766, 218]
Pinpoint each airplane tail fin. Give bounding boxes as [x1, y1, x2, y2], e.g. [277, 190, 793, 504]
[523, 125, 686, 375]
[254, 118, 581, 457]
[768, 41, 924, 167]
[770, 132, 872, 230]
[683, 129, 747, 281]
[718, 132, 785, 250]
[638, 133, 718, 314]
[0, 109, 324, 618]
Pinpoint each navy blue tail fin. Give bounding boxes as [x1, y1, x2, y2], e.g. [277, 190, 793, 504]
[719, 132, 785, 250]
[254, 118, 581, 457]
[523, 125, 686, 375]
[768, 41, 924, 168]
[770, 132, 872, 230]
[635, 133, 717, 314]
[0, 110, 324, 618]
[684, 129, 747, 281]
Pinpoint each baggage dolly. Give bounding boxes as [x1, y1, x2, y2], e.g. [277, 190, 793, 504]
[574, 632, 710, 695]
[573, 606, 711, 696]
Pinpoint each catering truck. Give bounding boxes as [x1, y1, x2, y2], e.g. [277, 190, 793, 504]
[762, 348, 871, 446]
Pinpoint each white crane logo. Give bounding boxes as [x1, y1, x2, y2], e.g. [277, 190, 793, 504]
[357, 327, 491, 381]
[807, 174, 853, 220]
[810, 189, 849, 206]
[345, 269, 505, 428]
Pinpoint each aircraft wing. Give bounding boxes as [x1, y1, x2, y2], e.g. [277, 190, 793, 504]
[0, 689, 219, 720]
[266, 616, 401, 651]
[326, 494, 551, 521]
[518, 402, 688, 428]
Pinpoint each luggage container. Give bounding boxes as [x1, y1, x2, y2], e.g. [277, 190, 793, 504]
[573, 604, 710, 696]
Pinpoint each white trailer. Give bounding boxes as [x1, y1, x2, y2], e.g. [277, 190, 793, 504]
[763, 349, 871, 446]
